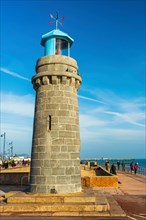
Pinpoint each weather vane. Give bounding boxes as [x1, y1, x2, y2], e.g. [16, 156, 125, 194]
[49, 12, 64, 29]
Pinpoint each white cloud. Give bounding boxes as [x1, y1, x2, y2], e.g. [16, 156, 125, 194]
[80, 127, 145, 143]
[101, 128, 145, 141]
[104, 111, 145, 127]
[79, 89, 145, 128]
[0, 67, 31, 82]
[79, 114, 108, 128]
[119, 98, 146, 112]
[1, 123, 32, 135]
[1, 93, 35, 117]
[0, 89, 145, 157]
[0, 123, 33, 155]
[78, 95, 106, 104]
[79, 90, 145, 158]
[0, 93, 34, 154]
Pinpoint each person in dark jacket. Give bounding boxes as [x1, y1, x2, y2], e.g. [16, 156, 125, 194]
[121, 161, 125, 171]
[117, 161, 120, 170]
[105, 160, 108, 170]
[110, 163, 117, 175]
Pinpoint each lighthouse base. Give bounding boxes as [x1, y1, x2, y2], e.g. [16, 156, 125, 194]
[30, 183, 81, 194]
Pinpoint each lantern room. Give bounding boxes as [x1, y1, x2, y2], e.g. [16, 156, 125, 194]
[41, 29, 74, 56]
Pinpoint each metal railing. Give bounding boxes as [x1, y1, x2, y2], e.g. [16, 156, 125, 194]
[82, 160, 146, 176]
[124, 165, 146, 176]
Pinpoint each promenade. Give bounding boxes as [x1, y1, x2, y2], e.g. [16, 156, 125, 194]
[0, 169, 145, 219]
[118, 171, 146, 195]
[102, 170, 146, 218]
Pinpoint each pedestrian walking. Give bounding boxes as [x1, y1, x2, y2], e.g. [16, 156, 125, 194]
[3, 160, 8, 169]
[105, 160, 110, 171]
[105, 160, 108, 171]
[117, 161, 120, 170]
[130, 161, 134, 174]
[134, 163, 139, 174]
[121, 161, 125, 171]
[107, 161, 110, 172]
[110, 163, 117, 175]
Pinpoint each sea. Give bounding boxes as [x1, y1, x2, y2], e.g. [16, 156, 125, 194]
[81, 158, 146, 175]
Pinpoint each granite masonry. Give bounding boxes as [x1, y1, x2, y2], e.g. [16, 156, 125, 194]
[30, 54, 82, 194]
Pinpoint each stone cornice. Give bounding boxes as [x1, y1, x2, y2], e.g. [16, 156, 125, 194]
[32, 55, 82, 90]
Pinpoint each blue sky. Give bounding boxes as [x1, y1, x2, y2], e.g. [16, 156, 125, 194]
[0, 0, 145, 159]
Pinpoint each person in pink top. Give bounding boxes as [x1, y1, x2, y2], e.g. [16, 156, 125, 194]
[134, 163, 139, 174]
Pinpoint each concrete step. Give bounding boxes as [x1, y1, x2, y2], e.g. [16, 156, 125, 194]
[0, 190, 127, 217]
[0, 190, 110, 214]
[0, 202, 109, 213]
[7, 195, 96, 204]
[0, 211, 111, 217]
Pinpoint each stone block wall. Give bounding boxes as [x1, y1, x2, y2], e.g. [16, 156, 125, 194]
[0, 172, 29, 185]
[30, 55, 82, 194]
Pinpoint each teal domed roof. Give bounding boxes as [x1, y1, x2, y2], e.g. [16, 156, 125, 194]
[41, 29, 74, 46]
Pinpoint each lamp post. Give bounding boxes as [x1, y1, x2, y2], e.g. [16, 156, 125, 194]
[0, 132, 6, 160]
[9, 142, 13, 158]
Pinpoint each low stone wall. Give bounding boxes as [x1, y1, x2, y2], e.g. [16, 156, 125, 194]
[0, 169, 118, 188]
[0, 172, 29, 185]
[81, 176, 118, 188]
[81, 166, 118, 188]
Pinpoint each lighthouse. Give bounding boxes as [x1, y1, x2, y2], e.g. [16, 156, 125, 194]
[30, 15, 82, 194]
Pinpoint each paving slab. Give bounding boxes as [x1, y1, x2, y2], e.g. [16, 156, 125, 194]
[117, 172, 146, 195]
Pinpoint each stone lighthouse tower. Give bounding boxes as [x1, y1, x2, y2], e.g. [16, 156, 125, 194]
[30, 17, 82, 194]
